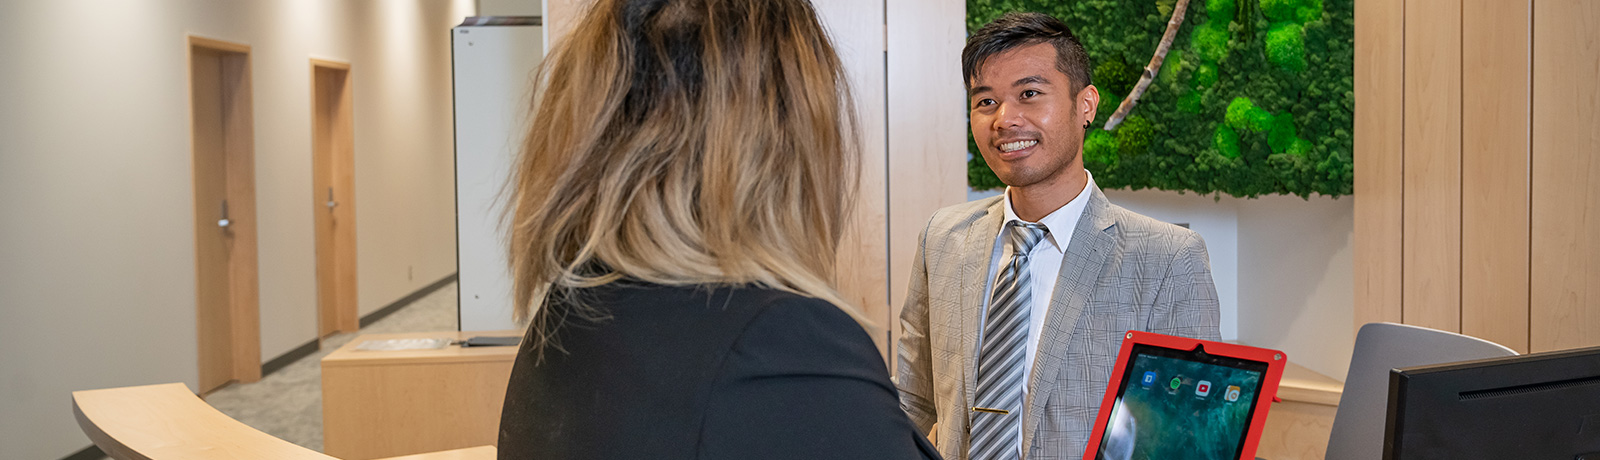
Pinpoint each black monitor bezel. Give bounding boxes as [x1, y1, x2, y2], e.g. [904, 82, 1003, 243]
[1384, 344, 1600, 460]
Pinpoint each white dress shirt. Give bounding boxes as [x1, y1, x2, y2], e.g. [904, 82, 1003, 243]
[977, 170, 1095, 455]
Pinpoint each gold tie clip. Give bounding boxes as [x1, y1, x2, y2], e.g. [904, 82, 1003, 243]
[971, 406, 1010, 415]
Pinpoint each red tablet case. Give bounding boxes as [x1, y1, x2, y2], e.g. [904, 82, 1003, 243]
[1080, 330, 1287, 460]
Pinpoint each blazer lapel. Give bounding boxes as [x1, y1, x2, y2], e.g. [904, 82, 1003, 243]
[958, 199, 1005, 434]
[1021, 185, 1117, 457]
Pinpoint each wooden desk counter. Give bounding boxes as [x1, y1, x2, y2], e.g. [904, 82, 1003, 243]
[1257, 362, 1344, 460]
[322, 330, 521, 460]
[323, 332, 1342, 460]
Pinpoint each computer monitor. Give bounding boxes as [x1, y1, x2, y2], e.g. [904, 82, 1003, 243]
[1383, 344, 1600, 459]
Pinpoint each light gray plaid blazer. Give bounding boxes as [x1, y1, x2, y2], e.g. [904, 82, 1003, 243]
[896, 184, 1221, 460]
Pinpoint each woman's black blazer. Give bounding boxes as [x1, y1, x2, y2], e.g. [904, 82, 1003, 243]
[497, 282, 941, 459]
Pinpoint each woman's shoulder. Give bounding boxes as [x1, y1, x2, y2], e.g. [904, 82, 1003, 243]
[602, 282, 848, 323]
[694, 289, 938, 460]
[714, 287, 883, 378]
[715, 286, 866, 341]
[728, 286, 852, 323]
[568, 283, 863, 352]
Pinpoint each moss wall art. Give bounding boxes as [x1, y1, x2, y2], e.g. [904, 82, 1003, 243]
[967, 0, 1354, 198]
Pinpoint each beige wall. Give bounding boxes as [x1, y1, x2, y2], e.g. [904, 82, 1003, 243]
[346, 0, 468, 317]
[884, 0, 972, 359]
[0, 1, 472, 458]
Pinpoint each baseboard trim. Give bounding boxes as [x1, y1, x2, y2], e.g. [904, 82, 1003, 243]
[60, 444, 105, 460]
[257, 271, 459, 379]
[361, 272, 459, 328]
[261, 338, 319, 377]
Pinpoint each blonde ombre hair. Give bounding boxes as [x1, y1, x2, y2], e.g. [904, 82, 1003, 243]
[507, 0, 862, 349]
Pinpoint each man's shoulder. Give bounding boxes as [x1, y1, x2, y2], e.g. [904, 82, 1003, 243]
[1100, 201, 1205, 251]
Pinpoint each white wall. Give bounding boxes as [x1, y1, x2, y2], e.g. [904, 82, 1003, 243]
[972, 186, 1356, 380]
[1234, 194, 1355, 381]
[479, 0, 544, 17]
[0, 1, 472, 458]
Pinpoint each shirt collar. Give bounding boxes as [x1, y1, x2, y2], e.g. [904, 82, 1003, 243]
[1001, 170, 1095, 254]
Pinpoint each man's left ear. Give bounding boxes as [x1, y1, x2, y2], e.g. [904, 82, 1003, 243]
[1080, 84, 1101, 123]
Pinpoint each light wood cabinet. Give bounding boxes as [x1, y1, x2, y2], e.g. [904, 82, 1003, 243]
[321, 331, 519, 460]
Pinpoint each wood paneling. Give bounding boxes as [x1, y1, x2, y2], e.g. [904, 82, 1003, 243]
[312, 60, 359, 337]
[1530, 0, 1600, 353]
[543, 0, 583, 55]
[1400, 0, 1462, 333]
[886, 0, 968, 366]
[1460, 0, 1531, 353]
[1358, 0, 1600, 354]
[1354, 0, 1406, 328]
[809, 0, 890, 353]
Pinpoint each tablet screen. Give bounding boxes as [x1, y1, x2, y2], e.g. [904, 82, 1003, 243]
[1093, 344, 1268, 460]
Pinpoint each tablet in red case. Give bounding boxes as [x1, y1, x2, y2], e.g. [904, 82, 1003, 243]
[1082, 331, 1286, 460]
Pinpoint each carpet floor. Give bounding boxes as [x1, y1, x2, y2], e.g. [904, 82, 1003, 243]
[202, 282, 460, 452]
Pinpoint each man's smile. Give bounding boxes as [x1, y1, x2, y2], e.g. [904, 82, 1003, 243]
[998, 140, 1038, 152]
[996, 139, 1040, 159]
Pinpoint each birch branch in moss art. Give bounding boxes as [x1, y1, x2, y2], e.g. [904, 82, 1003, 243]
[1103, 0, 1190, 131]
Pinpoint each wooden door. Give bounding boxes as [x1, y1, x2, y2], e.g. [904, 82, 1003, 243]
[190, 36, 260, 394]
[312, 60, 359, 338]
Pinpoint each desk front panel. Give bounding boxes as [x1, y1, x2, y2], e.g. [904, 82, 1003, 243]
[322, 332, 518, 460]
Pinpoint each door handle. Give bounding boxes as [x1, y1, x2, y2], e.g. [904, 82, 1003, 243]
[326, 187, 338, 210]
[218, 200, 231, 228]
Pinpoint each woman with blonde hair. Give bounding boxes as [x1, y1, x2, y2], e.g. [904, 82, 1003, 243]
[496, 0, 940, 458]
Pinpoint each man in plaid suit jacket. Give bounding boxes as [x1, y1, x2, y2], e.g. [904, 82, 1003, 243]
[896, 13, 1221, 460]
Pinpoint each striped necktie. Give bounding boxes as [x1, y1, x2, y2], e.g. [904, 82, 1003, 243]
[970, 221, 1049, 460]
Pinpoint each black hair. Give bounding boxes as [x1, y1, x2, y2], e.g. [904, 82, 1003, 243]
[961, 12, 1092, 92]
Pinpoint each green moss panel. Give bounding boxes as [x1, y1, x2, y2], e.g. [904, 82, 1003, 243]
[965, 0, 1352, 198]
